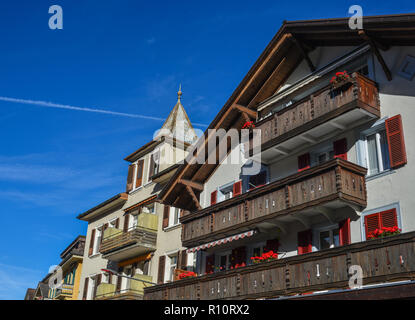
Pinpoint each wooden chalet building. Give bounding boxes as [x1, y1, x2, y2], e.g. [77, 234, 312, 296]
[144, 13, 415, 300]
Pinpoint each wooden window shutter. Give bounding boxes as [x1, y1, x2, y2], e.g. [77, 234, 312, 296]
[114, 218, 119, 229]
[233, 181, 242, 197]
[126, 164, 135, 192]
[88, 229, 95, 256]
[82, 277, 89, 300]
[380, 209, 398, 229]
[364, 213, 380, 239]
[339, 218, 351, 246]
[298, 153, 311, 172]
[163, 205, 170, 229]
[157, 256, 166, 284]
[386, 114, 407, 168]
[333, 138, 348, 160]
[116, 267, 123, 292]
[211, 190, 217, 205]
[101, 224, 108, 243]
[93, 274, 102, 299]
[180, 250, 187, 270]
[135, 159, 144, 188]
[297, 230, 312, 254]
[123, 214, 130, 232]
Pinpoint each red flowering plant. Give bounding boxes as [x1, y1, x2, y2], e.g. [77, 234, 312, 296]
[242, 121, 255, 130]
[330, 71, 350, 86]
[367, 226, 401, 239]
[250, 251, 278, 264]
[230, 262, 246, 270]
[178, 271, 198, 280]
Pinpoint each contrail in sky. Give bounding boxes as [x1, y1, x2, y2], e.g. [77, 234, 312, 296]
[0, 96, 208, 127]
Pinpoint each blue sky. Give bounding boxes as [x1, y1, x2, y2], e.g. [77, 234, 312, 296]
[0, 0, 414, 300]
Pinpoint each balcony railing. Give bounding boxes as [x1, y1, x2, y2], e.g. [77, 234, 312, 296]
[100, 213, 158, 260]
[246, 72, 380, 156]
[54, 284, 74, 299]
[95, 275, 154, 300]
[180, 158, 367, 247]
[144, 231, 415, 300]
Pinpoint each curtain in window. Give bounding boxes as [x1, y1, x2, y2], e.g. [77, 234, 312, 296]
[367, 134, 379, 175]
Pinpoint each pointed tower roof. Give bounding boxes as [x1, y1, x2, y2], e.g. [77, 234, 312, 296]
[157, 85, 198, 144]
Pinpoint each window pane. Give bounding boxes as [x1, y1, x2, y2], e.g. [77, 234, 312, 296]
[379, 130, 390, 171]
[319, 231, 331, 250]
[367, 134, 379, 175]
[332, 228, 340, 247]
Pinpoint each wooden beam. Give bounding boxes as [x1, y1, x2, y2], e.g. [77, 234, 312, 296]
[185, 185, 202, 211]
[292, 36, 316, 72]
[359, 30, 392, 81]
[179, 179, 204, 191]
[232, 104, 257, 119]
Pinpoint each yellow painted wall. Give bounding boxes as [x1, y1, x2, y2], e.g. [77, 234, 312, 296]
[72, 261, 83, 300]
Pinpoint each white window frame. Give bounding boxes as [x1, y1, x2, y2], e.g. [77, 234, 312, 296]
[93, 227, 102, 255]
[132, 158, 145, 192]
[315, 224, 340, 250]
[164, 252, 178, 283]
[168, 207, 180, 227]
[357, 118, 391, 179]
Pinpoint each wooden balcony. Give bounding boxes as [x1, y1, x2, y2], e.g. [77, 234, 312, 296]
[247, 73, 380, 162]
[180, 158, 367, 248]
[100, 213, 158, 262]
[144, 231, 415, 300]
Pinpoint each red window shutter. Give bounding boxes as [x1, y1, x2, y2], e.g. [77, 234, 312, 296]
[233, 181, 242, 197]
[364, 209, 398, 240]
[163, 205, 170, 229]
[205, 255, 215, 274]
[211, 190, 217, 205]
[123, 214, 130, 232]
[297, 230, 312, 254]
[88, 229, 95, 256]
[298, 153, 311, 172]
[386, 115, 407, 168]
[82, 277, 89, 300]
[333, 138, 348, 160]
[135, 159, 144, 188]
[380, 209, 398, 229]
[157, 256, 166, 284]
[339, 218, 351, 246]
[126, 164, 135, 192]
[365, 213, 380, 239]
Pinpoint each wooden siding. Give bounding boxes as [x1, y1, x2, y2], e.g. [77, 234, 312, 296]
[180, 159, 367, 247]
[144, 232, 415, 300]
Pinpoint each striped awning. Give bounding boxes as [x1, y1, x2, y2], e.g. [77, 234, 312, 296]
[186, 230, 256, 253]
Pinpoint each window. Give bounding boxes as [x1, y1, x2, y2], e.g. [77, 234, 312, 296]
[248, 171, 267, 190]
[219, 183, 233, 201]
[93, 228, 102, 255]
[319, 227, 340, 250]
[148, 151, 160, 182]
[398, 55, 415, 80]
[216, 251, 232, 272]
[364, 128, 390, 176]
[142, 203, 155, 215]
[168, 207, 180, 227]
[169, 255, 178, 282]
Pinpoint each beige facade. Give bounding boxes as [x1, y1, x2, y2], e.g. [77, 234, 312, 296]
[77, 91, 197, 300]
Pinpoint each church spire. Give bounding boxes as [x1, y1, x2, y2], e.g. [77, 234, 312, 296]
[156, 85, 198, 144]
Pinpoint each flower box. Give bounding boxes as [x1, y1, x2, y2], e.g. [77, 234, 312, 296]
[250, 250, 278, 264]
[368, 226, 401, 239]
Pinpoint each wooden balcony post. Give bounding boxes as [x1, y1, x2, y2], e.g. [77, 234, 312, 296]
[285, 185, 291, 209]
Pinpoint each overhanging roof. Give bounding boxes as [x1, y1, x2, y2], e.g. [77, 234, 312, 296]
[158, 13, 415, 212]
[77, 193, 128, 221]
